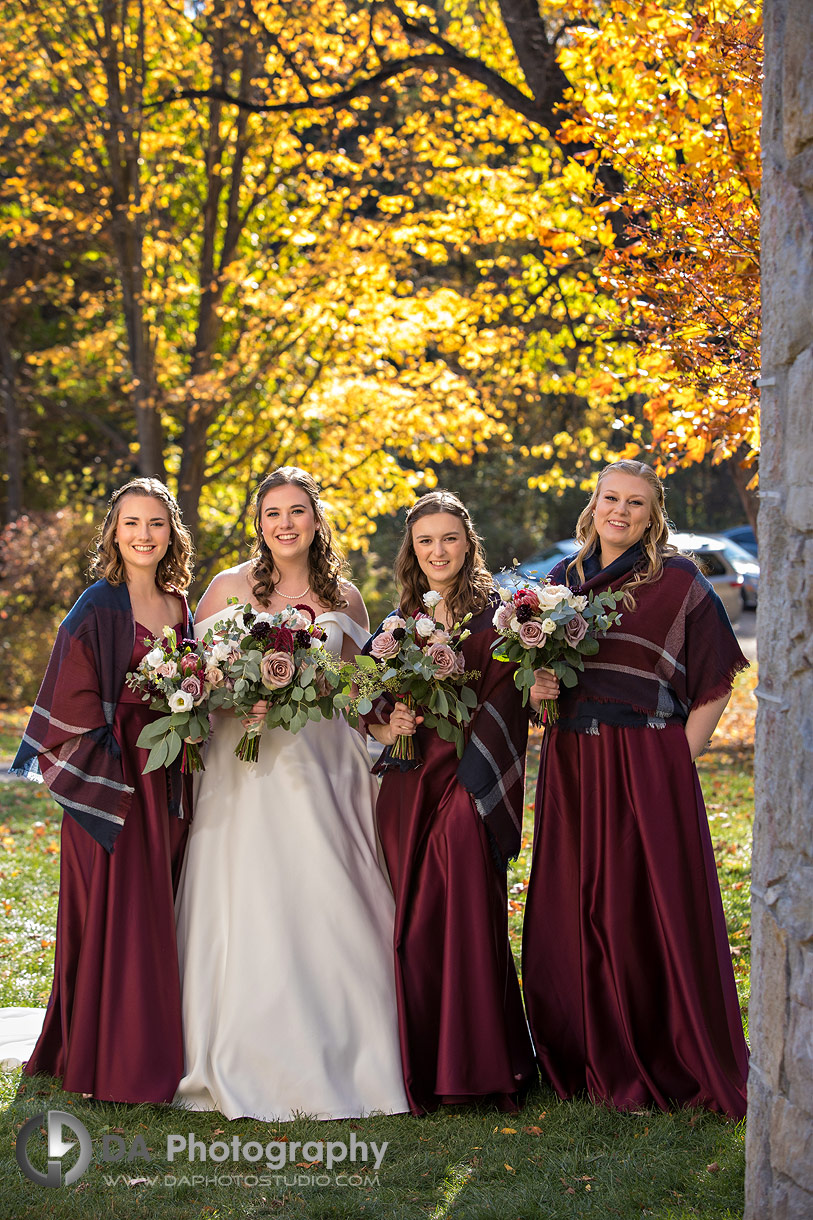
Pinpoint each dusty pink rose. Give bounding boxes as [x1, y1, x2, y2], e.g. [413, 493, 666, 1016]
[260, 651, 296, 689]
[180, 673, 206, 704]
[564, 613, 589, 645]
[518, 619, 547, 648]
[371, 630, 400, 659]
[314, 669, 332, 697]
[453, 651, 466, 676]
[204, 664, 225, 687]
[427, 642, 457, 678]
[285, 609, 312, 632]
[427, 629, 451, 646]
[155, 660, 178, 679]
[493, 603, 514, 632]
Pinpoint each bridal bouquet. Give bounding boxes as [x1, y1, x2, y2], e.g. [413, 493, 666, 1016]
[346, 591, 479, 761]
[203, 602, 343, 763]
[491, 579, 623, 724]
[125, 625, 212, 773]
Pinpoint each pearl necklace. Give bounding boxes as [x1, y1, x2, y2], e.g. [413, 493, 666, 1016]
[272, 582, 310, 600]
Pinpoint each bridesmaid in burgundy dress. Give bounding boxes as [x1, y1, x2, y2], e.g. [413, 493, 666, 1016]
[11, 477, 194, 1102]
[366, 490, 557, 1115]
[522, 460, 749, 1118]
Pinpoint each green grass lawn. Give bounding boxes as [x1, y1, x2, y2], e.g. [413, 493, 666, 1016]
[0, 680, 754, 1219]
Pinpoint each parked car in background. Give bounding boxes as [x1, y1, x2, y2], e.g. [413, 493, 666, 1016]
[495, 530, 756, 621]
[669, 532, 745, 622]
[715, 536, 760, 609]
[721, 524, 758, 557]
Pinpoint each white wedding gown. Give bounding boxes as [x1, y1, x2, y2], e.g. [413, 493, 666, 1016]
[173, 608, 408, 1122]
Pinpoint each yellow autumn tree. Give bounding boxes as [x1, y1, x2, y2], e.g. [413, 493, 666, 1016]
[553, 0, 761, 486]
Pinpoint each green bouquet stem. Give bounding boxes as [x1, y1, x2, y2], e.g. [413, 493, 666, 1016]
[538, 698, 559, 728]
[390, 692, 416, 761]
[181, 741, 205, 773]
[234, 729, 262, 763]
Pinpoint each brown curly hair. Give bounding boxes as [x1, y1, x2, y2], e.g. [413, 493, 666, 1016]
[250, 467, 348, 609]
[567, 460, 678, 608]
[394, 490, 493, 624]
[90, 478, 194, 591]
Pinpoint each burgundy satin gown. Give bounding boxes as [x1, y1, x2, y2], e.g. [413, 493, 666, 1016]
[522, 721, 748, 1118]
[24, 623, 189, 1102]
[375, 621, 536, 1116]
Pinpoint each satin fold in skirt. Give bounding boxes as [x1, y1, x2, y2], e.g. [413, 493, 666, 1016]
[522, 722, 748, 1118]
[377, 728, 536, 1115]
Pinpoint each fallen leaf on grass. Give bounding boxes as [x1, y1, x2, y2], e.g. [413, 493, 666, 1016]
[523, 1126, 543, 1135]
[707, 1162, 720, 1173]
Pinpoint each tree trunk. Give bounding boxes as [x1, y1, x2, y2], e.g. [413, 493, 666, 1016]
[177, 31, 259, 537]
[99, 0, 166, 483]
[727, 448, 759, 535]
[496, 0, 571, 126]
[746, 1, 813, 1215]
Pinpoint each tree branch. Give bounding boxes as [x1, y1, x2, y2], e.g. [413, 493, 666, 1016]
[145, 50, 550, 129]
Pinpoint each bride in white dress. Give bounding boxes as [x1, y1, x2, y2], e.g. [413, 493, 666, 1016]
[174, 467, 408, 1122]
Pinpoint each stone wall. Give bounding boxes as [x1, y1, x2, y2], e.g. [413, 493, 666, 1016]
[745, 2, 813, 1216]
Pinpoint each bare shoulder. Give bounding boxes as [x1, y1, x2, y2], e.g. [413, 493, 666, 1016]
[195, 563, 254, 622]
[339, 581, 369, 631]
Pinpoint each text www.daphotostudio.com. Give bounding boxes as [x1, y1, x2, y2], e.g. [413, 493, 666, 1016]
[16, 1110, 387, 1189]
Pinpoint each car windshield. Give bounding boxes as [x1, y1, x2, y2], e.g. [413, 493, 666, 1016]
[720, 539, 759, 565]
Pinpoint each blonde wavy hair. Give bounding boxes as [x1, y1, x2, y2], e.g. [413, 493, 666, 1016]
[90, 477, 194, 591]
[567, 460, 677, 609]
[250, 467, 348, 609]
[395, 490, 493, 624]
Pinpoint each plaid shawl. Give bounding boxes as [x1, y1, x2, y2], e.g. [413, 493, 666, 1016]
[551, 544, 749, 733]
[365, 596, 530, 867]
[10, 579, 192, 852]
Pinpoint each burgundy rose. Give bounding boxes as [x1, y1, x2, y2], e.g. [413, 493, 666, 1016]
[180, 673, 206, 704]
[518, 619, 547, 648]
[260, 650, 296, 689]
[515, 604, 534, 624]
[294, 629, 312, 649]
[564, 613, 589, 645]
[427, 642, 456, 678]
[250, 621, 273, 642]
[371, 630, 400, 659]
